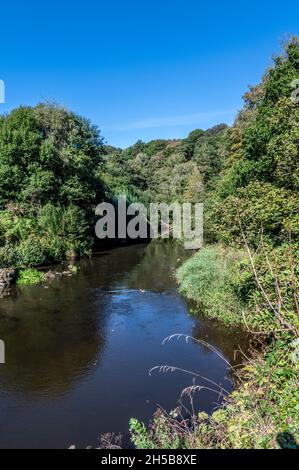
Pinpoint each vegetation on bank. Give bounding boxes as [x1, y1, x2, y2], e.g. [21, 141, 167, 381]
[129, 37, 299, 449]
[15, 268, 45, 286]
[176, 245, 247, 326]
[0, 104, 103, 272]
[130, 240, 299, 448]
[130, 332, 299, 448]
[133, 240, 298, 449]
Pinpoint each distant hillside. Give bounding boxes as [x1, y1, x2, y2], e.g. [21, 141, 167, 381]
[102, 124, 228, 204]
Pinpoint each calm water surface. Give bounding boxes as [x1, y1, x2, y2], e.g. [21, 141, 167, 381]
[0, 243, 249, 448]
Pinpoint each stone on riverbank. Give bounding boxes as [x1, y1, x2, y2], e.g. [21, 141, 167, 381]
[0, 268, 15, 289]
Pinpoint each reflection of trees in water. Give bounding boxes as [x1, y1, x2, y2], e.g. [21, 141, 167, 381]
[0, 244, 148, 396]
[0, 283, 107, 396]
[77, 244, 146, 288]
[125, 241, 251, 370]
[126, 241, 190, 292]
[0, 256, 124, 396]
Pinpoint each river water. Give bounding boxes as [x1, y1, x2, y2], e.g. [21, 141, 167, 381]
[0, 242, 248, 448]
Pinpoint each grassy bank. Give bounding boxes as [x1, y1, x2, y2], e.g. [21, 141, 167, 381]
[176, 245, 247, 326]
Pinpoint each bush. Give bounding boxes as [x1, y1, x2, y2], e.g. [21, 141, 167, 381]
[0, 244, 19, 268]
[0, 203, 92, 269]
[16, 268, 45, 285]
[211, 182, 298, 246]
[38, 204, 91, 258]
[16, 237, 47, 267]
[237, 243, 299, 334]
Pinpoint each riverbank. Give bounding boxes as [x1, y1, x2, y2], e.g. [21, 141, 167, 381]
[0, 264, 79, 297]
[130, 244, 299, 449]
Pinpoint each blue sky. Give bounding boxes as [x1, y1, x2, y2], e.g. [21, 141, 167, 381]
[0, 1, 298, 147]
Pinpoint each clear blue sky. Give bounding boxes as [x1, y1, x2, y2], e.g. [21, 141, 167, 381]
[0, 1, 298, 147]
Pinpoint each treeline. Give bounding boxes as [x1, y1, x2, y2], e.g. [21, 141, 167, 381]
[0, 103, 228, 270]
[102, 123, 228, 205]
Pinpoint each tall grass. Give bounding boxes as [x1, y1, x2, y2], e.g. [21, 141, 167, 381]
[176, 245, 246, 326]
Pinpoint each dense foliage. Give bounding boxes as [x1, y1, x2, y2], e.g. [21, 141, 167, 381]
[102, 124, 228, 205]
[0, 104, 104, 269]
[208, 38, 299, 245]
[0, 104, 228, 271]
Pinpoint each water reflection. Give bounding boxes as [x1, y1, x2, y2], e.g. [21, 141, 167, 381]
[126, 241, 190, 293]
[0, 246, 147, 396]
[0, 279, 107, 396]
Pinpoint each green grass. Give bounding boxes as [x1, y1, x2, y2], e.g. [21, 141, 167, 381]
[16, 268, 45, 286]
[176, 245, 246, 326]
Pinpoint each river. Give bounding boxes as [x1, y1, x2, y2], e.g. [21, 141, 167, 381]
[0, 242, 249, 448]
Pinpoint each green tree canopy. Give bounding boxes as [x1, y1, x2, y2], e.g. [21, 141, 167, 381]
[0, 103, 104, 208]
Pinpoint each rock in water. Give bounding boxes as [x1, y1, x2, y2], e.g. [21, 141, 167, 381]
[0, 269, 15, 289]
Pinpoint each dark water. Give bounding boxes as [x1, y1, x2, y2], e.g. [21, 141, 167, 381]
[0, 242, 249, 449]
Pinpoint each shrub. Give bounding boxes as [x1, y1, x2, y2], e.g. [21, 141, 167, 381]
[16, 268, 45, 285]
[211, 182, 298, 246]
[0, 244, 19, 268]
[16, 237, 47, 267]
[38, 204, 91, 257]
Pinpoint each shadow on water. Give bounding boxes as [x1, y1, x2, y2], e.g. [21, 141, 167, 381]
[0, 242, 251, 448]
